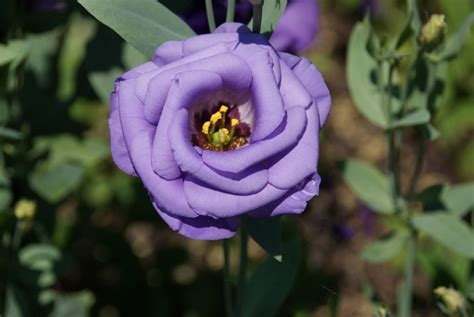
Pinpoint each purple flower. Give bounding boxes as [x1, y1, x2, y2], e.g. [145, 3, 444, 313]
[178, 0, 319, 53]
[109, 23, 331, 240]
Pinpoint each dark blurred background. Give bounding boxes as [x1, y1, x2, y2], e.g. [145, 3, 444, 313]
[0, 0, 473, 316]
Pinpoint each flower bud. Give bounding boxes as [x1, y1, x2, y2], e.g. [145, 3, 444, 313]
[14, 199, 37, 220]
[434, 286, 466, 316]
[419, 14, 448, 47]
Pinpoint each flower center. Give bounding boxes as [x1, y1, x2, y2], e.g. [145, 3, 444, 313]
[191, 103, 251, 151]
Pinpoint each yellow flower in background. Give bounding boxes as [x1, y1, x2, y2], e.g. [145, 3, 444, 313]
[14, 199, 37, 220]
[434, 286, 467, 317]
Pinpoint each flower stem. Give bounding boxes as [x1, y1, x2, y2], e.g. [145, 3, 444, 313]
[205, 0, 217, 32]
[399, 233, 417, 317]
[252, 3, 263, 33]
[223, 239, 233, 317]
[236, 227, 248, 315]
[226, 0, 236, 23]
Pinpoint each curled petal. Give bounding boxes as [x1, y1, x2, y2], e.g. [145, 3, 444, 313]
[109, 91, 136, 176]
[279, 60, 312, 109]
[169, 109, 269, 195]
[117, 80, 198, 218]
[281, 54, 331, 126]
[154, 202, 240, 240]
[202, 106, 306, 173]
[249, 173, 321, 217]
[183, 176, 288, 218]
[152, 70, 224, 180]
[136, 43, 231, 104]
[239, 50, 285, 141]
[144, 52, 252, 124]
[268, 105, 320, 189]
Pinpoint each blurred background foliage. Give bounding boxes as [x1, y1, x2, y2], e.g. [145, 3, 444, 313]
[0, 0, 473, 316]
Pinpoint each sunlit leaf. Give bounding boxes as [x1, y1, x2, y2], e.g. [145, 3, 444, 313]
[389, 109, 430, 128]
[362, 231, 409, 263]
[339, 160, 395, 214]
[413, 213, 474, 258]
[249, 0, 288, 37]
[347, 18, 390, 128]
[78, 0, 196, 57]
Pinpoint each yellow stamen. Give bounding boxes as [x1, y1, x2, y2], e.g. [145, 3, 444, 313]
[221, 128, 229, 135]
[231, 118, 239, 127]
[210, 112, 222, 125]
[202, 121, 211, 135]
[219, 105, 229, 113]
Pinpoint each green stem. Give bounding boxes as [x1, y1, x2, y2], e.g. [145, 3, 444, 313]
[399, 233, 417, 317]
[226, 0, 236, 23]
[252, 3, 263, 33]
[205, 0, 217, 32]
[469, 210, 474, 299]
[223, 239, 233, 317]
[236, 227, 248, 315]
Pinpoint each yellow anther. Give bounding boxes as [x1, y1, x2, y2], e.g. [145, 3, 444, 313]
[210, 112, 222, 125]
[202, 121, 211, 135]
[14, 199, 37, 220]
[231, 118, 239, 127]
[219, 105, 229, 113]
[221, 128, 229, 135]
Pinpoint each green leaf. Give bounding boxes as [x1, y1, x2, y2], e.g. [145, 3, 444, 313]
[38, 271, 57, 288]
[4, 285, 26, 317]
[78, 0, 196, 57]
[122, 43, 148, 69]
[19, 244, 61, 271]
[25, 29, 61, 87]
[339, 160, 395, 214]
[243, 216, 282, 261]
[0, 127, 22, 140]
[240, 239, 301, 317]
[51, 291, 95, 317]
[0, 188, 12, 211]
[0, 40, 28, 66]
[249, 0, 288, 38]
[418, 182, 474, 217]
[32, 135, 109, 168]
[413, 213, 474, 258]
[57, 13, 97, 101]
[442, 182, 474, 217]
[347, 18, 389, 128]
[406, 0, 421, 35]
[88, 67, 123, 105]
[389, 109, 430, 128]
[420, 123, 440, 141]
[362, 231, 409, 263]
[438, 13, 474, 61]
[29, 161, 84, 203]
